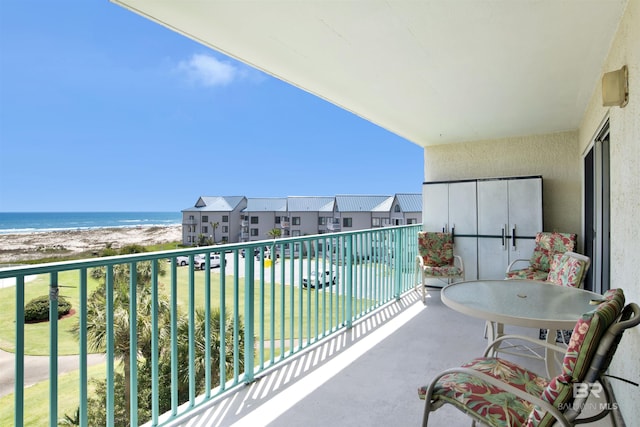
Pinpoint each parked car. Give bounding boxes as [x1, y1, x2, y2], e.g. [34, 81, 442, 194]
[193, 253, 221, 270]
[302, 270, 336, 289]
[255, 248, 271, 260]
[167, 255, 190, 266]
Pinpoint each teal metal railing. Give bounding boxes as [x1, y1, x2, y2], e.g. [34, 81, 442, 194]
[0, 224, 420, 426]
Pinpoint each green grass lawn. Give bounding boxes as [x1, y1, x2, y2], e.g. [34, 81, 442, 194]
[0, 251, 376, 426]
[0, 363, 107, 427]
[0, 262, 366, 355]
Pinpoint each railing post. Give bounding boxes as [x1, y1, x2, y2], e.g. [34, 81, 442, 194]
[106, 266, 115, 426]
[129, 262, 138, 427]
[49, 272, 59, 427]
[79, 268, 88, 427]
[346, 234, 353, 328]
[151, 260, 159, 425]
[394, 228, 403, 300]
[14, 275, 24, 427]
[244, 249, 255, 382]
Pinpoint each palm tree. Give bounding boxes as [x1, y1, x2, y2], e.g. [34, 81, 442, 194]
[78, 249, 168, 423]
[210, 221, 219, 243]
[267, 228, 281, 239]
[176, 307, 245, 393]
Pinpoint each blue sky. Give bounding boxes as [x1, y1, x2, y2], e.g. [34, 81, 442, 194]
[0, 1, 423, 213]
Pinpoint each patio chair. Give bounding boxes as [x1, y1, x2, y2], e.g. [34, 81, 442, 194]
[539, 251, 591, 343]
[505, 232, 577, 281]
[419, 288, 639, 427]
[415, 231, 464, 303]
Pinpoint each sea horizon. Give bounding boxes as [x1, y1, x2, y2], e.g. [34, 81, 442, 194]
[0, 211, 182, 234]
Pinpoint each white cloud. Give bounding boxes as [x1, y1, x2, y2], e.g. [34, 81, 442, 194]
[177, 53, 238, 87]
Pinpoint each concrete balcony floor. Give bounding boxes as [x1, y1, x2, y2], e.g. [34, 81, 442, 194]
[166, 289, 617, 427]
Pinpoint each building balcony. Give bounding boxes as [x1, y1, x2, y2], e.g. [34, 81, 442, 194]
[0, 223, 620, 426]
[3, 225, 439, 427]
[326, 220, 341, 231]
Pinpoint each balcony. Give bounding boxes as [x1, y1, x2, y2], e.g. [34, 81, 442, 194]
[326, 219, 341, 232]
[2, 225, 439, 426]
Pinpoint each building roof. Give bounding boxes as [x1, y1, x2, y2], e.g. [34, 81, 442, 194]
[287, 196, 335, 212]
[395, 193, 422, 213]
[245, 198, 288, 212]
[372, 196, 394, 213]
[183, 196, 246, 212]
[335, 195, 392, 212]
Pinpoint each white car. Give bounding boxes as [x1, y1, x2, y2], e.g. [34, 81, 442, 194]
[302, 270, 336, 289]
[167, 255, 190, 266]
[193, 253, 221, 270]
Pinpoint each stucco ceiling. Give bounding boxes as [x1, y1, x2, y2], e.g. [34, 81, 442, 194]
[112, 0, 628, 147]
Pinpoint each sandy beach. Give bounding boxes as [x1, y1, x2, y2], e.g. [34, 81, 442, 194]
[0, 225, 182, 264]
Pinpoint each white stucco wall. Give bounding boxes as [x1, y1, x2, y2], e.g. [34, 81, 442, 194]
[578, 0, 640, 422]
[423, 131, 582, 239]
[423, 1, 639, 421]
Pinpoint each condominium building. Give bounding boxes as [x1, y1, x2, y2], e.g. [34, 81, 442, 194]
[181, 193, 421, 245]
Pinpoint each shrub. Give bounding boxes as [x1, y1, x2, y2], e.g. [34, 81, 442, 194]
[24, 295, 72, 323]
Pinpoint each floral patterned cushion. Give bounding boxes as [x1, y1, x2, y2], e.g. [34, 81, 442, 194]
[418, 357, 549, 427]
[419, 289, 625, 427]
[524, 376, 573, 427]
[418, 231, 454, 267]
[561, 288, 624, 382]
[505, 268, 549, 281]
[422, 265, 462, 278]
[529, 232, 576, 272]
[546, 253, 588, 288]
[525, 288, 624, 426]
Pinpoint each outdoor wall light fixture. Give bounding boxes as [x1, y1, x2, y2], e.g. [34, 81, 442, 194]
[602, 65, 628, 108]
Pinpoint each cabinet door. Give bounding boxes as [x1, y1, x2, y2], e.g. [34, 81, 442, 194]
[422, 181, 478, 282]
[422, 183, 449, 232]
[507, 178, 543, 261]
[448, 181, 477, 235]
[477, 180, 509, 279]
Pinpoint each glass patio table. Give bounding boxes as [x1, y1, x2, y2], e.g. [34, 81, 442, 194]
[441, 279, 602, 376]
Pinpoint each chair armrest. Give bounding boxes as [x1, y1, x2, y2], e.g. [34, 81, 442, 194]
[505, 258, 530, 274]
[416, 255, 425, 268]
[453, 255, 464, 275]
[423, 367, 572, 427]
[483, 334, 566, 358]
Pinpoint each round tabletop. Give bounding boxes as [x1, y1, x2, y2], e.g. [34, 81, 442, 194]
[441, 280, 602, 330]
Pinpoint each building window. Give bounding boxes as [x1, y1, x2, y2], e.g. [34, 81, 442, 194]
[251, 216, 259, 224]
[251, 228, 259, 236]
[372, 218, 381, 227]
[202, 226, 208, 234]
[343, 218, 352, 227]
[292, 230, 301, 237]
[222, 215, 229, 222]
[407, 218, 417, 225]
[189, 215, 194, 220]
[282, 216, 289, 222]
[275, 216, 281, 224]
[292, 217, 301, 226]
[202, 215, 208, 222]
[222, 226, 228, 233]
[394, 205, 401, 213]
[318, 217, 327, 225]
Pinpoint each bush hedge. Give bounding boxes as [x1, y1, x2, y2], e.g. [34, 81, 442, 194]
[24, 295, 72, 323]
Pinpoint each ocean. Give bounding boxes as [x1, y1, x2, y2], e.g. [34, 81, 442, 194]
[0, 212, 182, 234]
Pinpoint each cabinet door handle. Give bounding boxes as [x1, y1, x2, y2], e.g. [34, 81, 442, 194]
[501, 226, 506, 247]
[512, 226, 517, 249]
